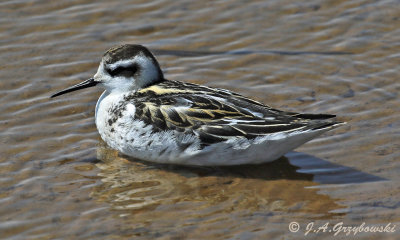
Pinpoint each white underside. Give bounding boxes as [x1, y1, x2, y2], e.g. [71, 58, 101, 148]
[96, 90, 334, 166]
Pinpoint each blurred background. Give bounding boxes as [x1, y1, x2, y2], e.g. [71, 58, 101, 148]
[0, 0, 399, 239]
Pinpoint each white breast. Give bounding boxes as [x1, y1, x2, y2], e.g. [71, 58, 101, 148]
[95, 90, 124, 145]
[94, 91, 202, 164]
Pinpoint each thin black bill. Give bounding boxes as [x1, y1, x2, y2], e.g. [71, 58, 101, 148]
[50, 78, 97, 98]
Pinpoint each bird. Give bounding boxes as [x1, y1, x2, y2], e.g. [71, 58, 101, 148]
[51, 44, 344, 166]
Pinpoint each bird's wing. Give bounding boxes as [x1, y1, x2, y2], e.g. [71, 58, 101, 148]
[129, 80, 336, 147]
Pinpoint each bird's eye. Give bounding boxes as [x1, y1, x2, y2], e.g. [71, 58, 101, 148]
[107, 64, 138, 77]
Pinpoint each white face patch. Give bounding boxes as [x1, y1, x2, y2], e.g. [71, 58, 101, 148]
[131, 54, 159, 88]
[94, 60, 110, 83]
[94, 60, 132, 92]
[108, 59, 134, 71]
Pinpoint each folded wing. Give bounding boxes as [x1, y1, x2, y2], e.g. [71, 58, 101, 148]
[131, 80, 338, 147]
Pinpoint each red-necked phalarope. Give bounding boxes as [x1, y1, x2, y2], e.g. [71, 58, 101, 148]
[51, 44, 344, 166]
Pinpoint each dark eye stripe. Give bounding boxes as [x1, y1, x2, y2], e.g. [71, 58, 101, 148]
[107, 64, 138, 77]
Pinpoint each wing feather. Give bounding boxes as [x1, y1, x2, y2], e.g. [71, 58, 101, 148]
[129, 80, 335, 147]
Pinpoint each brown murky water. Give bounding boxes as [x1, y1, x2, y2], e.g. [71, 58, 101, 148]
[1, 0, 399, 239]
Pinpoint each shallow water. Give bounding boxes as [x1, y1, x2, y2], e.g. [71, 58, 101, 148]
[1, 0, 399, 239]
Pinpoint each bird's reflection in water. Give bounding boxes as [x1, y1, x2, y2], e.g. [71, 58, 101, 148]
[91, 142, 385, 221]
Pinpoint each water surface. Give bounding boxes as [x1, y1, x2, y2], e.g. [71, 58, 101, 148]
[1, 0, 399, 239]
